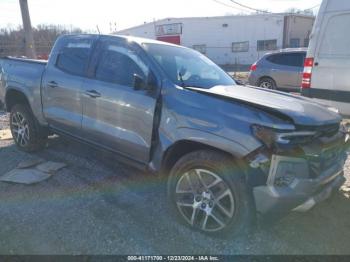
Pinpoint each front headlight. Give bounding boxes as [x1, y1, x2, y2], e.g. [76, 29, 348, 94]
[251, 124, 317, 147]
[251, 125, 278, 148]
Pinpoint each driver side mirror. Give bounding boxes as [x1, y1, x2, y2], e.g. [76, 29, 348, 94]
[133, 72, 158, 91]
[133, 74, 146, 91]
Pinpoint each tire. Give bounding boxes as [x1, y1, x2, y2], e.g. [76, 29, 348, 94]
[258, 77, 276, 90]
[167, 150, 255, 237]
[10, 104, 47, 152]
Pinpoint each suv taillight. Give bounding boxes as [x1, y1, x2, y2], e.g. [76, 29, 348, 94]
[250, 63, 257, 71]
[301, 57, 314, 89]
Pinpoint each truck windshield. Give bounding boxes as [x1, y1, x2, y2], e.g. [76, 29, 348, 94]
[143, 43, 236, 89]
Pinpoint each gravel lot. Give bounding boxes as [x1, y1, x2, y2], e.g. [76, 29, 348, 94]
[0, 111, 349, 255]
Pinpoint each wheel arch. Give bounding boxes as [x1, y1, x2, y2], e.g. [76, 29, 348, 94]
[5, 88, 31, 113]
[160, 139, 249, 178]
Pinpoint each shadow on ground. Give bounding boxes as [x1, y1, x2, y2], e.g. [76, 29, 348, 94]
[0, 136, 349, 255]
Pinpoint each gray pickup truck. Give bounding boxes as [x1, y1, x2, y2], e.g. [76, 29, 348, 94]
[0, 34, 348, 236]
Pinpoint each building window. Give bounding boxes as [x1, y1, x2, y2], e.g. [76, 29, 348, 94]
[232, 41, 249, 52]
[257, 39, 278, 51]
[290, 38, 300, 48]
[156, 23, 182, 36]
[193, 45, 207, 54]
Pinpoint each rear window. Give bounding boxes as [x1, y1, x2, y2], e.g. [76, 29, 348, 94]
[56, 41, 93, 76]
[266, 52, 306, 67]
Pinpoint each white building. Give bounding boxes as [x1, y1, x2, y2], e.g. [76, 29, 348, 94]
[117, 14, 315, 66]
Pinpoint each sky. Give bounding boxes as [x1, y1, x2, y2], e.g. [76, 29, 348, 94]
[0, 0, 321, 33]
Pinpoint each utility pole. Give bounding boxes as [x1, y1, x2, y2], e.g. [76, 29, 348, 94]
[19, 0, 36, 58]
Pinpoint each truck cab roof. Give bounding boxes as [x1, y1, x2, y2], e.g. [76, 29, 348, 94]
[60, 33, 183, 48]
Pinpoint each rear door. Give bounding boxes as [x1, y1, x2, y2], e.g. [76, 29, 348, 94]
[42, 36, 96, 134]
[312, 12, 350, 115]
[268, 52, 305, 89]
[81, 37, 158, 163]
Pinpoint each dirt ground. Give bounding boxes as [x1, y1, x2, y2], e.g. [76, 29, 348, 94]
[0, 111, 349, 255]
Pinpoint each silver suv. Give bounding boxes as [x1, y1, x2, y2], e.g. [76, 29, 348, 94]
[248, 49, 307, 91]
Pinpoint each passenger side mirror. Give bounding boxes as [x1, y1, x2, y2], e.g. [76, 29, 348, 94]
[133, 74, 146, 91]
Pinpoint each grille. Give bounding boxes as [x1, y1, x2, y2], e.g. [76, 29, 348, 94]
[300, 123, 340, 138]
[317, 124, 340, 138]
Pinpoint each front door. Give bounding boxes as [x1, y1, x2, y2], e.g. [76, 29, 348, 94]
[81, 37, 158, 163]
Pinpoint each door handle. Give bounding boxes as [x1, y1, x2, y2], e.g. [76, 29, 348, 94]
[85, 90, 101, 98]
[48, 81, 58, 88]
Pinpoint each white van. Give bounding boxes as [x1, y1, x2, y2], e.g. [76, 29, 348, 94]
[301, 0, 350, 116]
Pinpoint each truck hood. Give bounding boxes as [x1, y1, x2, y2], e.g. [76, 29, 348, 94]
[185, 85, 342, 127]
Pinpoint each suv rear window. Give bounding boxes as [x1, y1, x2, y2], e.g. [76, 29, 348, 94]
[56, 41, 93, 76]
[266, 52, 306, 67]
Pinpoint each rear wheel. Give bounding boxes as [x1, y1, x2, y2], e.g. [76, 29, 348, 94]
[258, 77, 276, 90]
[167, 150, 255, 237]
[10, 104, 47, 152]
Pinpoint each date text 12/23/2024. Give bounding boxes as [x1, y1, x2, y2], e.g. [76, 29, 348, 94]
[127, 256, 220, 261]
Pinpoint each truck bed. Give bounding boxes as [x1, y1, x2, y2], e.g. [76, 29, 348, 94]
[0, 56, 48, 65]
[0, 56, 47, 114]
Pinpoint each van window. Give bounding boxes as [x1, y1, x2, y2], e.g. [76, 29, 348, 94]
[95, 45, 149, 87]
[267, 53, 306, 67]
[56, 41, 92, 76]
[319, 14, 350, 57]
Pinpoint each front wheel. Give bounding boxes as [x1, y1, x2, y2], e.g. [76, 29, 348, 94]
[167, 150, 255, 237]
[10, 104, 47, 152]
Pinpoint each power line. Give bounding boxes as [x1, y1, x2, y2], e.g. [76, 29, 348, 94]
[211, 0, 250, 13]
[304, 4, 321, 11]
[220, 0, 319, 15]
[228, 0, 272, 14]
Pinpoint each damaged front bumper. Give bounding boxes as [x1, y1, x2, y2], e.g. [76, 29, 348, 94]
[252, 131, 350, 216]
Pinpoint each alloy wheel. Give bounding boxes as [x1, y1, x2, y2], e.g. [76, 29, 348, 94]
[11, 112, 30, 147]
[260, 81, 273, 89]
[175, 169, 235, 232]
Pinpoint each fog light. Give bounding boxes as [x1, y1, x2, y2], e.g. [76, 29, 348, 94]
[268, 156, 309, 187]
[274, 173, 295, 187]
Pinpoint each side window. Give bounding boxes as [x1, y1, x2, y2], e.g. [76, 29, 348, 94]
[267, 53, 305, 67]
[319, 14, 350, 57]
[56, 41, 92, 76]
[95, 44, 149, 87]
